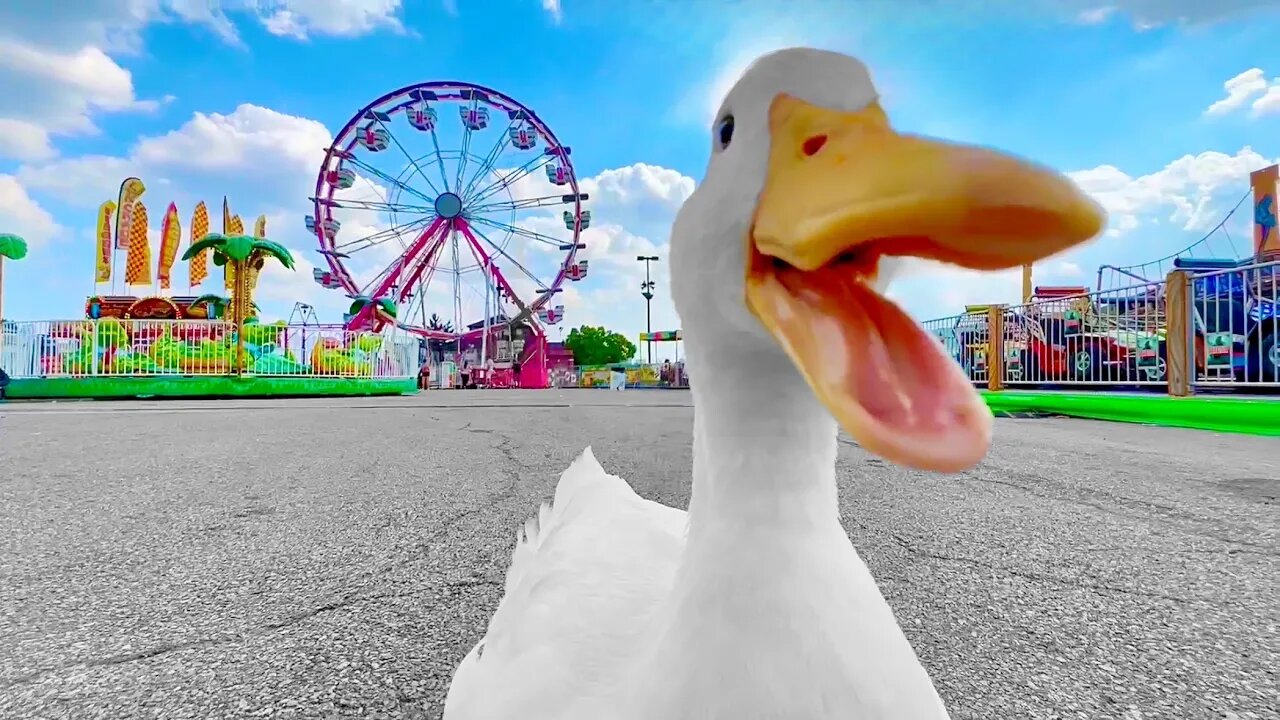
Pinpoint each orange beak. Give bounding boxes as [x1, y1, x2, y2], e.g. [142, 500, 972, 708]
[747, 94, 1104, 473]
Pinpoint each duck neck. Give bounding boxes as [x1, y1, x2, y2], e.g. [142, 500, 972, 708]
[684, 344, 840, 538]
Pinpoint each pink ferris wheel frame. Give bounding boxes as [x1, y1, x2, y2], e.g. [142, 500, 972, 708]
[311, 81, 588, 339]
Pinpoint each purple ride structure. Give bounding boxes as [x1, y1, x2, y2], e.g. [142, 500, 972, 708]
[308, 82, 590, 387]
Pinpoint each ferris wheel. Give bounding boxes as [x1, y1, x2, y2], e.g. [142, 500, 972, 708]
[309, 82, 590, 340]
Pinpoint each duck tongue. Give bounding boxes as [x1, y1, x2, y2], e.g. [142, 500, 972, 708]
[749, 264, 993, 472]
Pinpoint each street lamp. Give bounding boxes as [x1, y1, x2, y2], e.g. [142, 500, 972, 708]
[637, 255, 659, 363]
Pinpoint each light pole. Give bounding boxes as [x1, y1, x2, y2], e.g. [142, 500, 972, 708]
[637, 255, 659, 363]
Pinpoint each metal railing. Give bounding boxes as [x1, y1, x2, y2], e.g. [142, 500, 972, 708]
[925, 311, 991, 386]
[1000, 281, 1168, 388]
[921, 259, 1280, 395]
[1188, 260, 1280, 389]
[0, 319, 417, 380]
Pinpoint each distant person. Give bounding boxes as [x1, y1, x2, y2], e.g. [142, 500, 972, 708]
[418, 362, 431, 390]
[512, 360, 522, 388]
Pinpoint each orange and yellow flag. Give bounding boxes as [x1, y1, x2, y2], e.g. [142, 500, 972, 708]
[189, 201, 210, 288]
[114, 177, 145, 251]
[95, 201, 116, 283]
[124, 203, 152, 286]
[157, 202, 181, 290]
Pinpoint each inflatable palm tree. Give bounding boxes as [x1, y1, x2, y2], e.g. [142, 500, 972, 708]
[182, 234, 293, 373]
[0, 233, 28, 323]
[348, 296, 397, 325]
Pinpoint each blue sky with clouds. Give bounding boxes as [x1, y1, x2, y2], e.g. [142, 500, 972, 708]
[2, 0, 1279, 354]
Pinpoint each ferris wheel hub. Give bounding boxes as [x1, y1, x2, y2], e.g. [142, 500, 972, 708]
[434, 192, 464, 219]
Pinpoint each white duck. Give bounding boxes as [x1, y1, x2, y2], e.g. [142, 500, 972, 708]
[443, 48, 1103, 720]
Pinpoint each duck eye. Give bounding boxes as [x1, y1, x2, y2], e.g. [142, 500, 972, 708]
[714, 114, 734, 150]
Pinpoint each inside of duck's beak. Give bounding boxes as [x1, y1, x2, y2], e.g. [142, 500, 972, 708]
[746, 93, 1105, 474]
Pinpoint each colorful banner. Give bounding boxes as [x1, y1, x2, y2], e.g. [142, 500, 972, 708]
[157, 202, 181, 290]
[1252, 164, 1278, 259]
[124, 203, 152, 285]
[95, 201, 116, 283]
[114, 178, 145, 250]
[189, 201, 209, 289]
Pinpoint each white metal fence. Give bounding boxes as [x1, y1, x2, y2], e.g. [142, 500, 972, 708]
[1187, 260, 1280, 388]
[0, 319, 418, 379]
[922, 259, 1280, 393]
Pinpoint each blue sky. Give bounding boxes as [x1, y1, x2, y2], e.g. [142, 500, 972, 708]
[2, 0, 1279, 357]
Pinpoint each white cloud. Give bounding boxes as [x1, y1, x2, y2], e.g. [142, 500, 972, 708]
[0, 40, 161, 159]
[1068, 147, 1277, 238]
[0, 1, 407, 50]
[1201, 67, 1280, 118]
[255, 0, 406, 40]
[1075, 6, 1117, 23]
[0, 2, 406, 159]
[1205, 68, 1269, 116]
[1064, 1, 1280, 27]
[19, 104, 331, 211]
[540, 0, 562, 24]
[0, 119, 56, 162]
[0, 175, 61, 247]
[1254, 84, 1280, 116]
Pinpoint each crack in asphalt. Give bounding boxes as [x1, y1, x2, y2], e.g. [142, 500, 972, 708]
[848, 518, 1206, 606]
[1, 425, 540, 693]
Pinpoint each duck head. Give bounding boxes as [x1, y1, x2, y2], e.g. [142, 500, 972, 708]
[670, 48, 1104, 473]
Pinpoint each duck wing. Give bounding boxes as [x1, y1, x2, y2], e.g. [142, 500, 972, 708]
[442, 447, 687, 719]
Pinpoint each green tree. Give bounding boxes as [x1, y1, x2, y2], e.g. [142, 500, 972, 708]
[425, 313, 454, 361]
[426, 313, 453, 333]
[564, 325, 637, 367]
[182, 233, 294, 373]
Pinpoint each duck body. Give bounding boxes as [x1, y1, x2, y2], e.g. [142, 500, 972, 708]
[442, 46, 1102, 720]
[445, 364, 951, 720]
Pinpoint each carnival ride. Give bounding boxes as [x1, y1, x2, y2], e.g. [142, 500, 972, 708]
[2, 178, 406, 396]
[947, 164, 1280, 388]
[307, 82, 585, 388]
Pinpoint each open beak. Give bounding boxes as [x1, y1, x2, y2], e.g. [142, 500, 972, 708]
[747, 93, 1105, 473]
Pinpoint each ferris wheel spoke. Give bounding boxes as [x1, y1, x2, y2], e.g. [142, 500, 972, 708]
[359, 219, 450, 300]
[334, 214, 435, 254]
[396, 230, 450, 300]
[469, 193, 583, 215]
[427, 125, 452, 193]
[341, 153, 437, 206]
[459, 116, 517, 201]
[464, 152, 554, 209]
[313, 197, 436, 214]
[458, 223, 535, 325]
[372, 116, 443, 197]
[464, 221, 549, 290]
[455, 115, 475, 194]
[469, 216, 564, 249]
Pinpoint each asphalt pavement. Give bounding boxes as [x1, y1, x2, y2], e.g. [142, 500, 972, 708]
[0, 390, 1276, 719]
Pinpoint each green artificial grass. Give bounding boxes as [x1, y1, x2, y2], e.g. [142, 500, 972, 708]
[982, 391, 1280, 436]
[5, 375, 417, 399]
